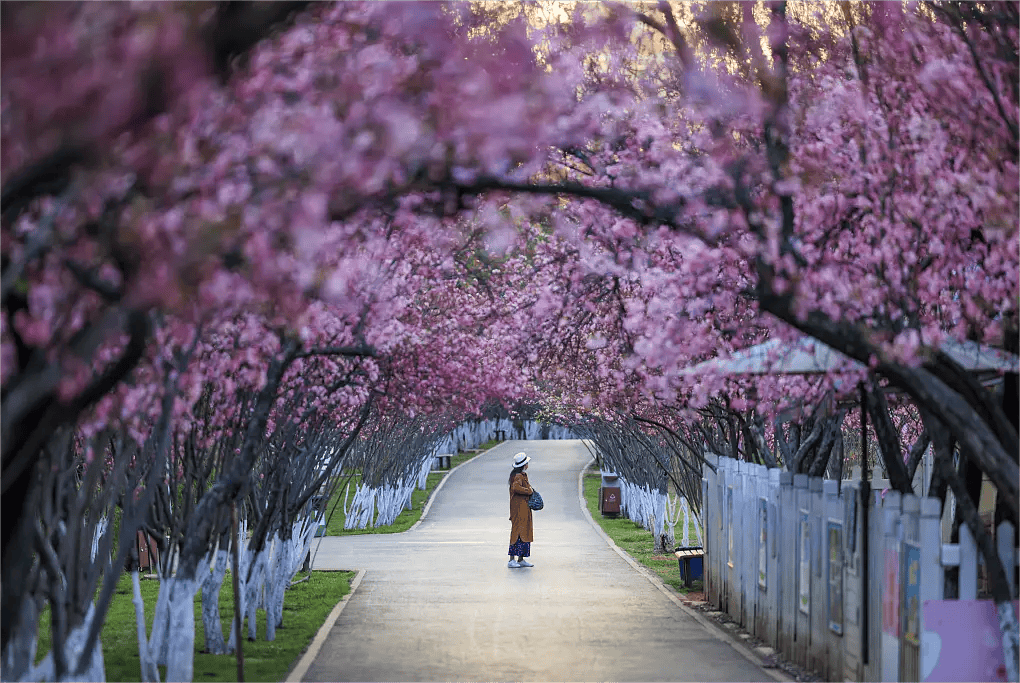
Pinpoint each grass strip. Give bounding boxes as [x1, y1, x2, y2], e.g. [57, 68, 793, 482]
[36, 570, 352, 682]
[322, 441, 496, 536]
[582, 467, 704, 595]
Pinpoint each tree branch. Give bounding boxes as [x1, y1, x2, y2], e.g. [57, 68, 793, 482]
[203, 2, 315, 80]
[906, 430, 932, 483]
[863, 380, 913, 493]
[293, 344, 377, 360]
[757, 280, 1019, 520]
[449, 176, 695, 234]
[63, 260, 122, 303]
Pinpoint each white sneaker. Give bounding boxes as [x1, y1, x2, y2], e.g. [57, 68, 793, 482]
[508, 560, 521, 568]
[518, 559, 534, 567]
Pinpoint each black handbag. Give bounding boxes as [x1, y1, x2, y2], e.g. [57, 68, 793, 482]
[527, 490, 544, 511]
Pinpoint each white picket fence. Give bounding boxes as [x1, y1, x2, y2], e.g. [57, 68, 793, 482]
[445, 419, 576, 453]
[702, 455, 1019, 682]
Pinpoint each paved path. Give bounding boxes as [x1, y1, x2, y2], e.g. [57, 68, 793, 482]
[298, 440, 776, 682]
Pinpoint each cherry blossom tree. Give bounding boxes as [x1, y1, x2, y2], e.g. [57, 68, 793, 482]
[450, 0, 1018, 667]
[2, 2, 563, 670]
[4, 2, 1017, 678]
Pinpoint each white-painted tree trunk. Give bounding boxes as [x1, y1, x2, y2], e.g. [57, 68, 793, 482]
[30, 604, 106, 682]
[344, 483, 376, 529]
[249, 551, 268, 640]
[416, 456, 431, 490]
[201, 549, 230, 654]
[131, 571, 160, 683]
[163, 576, 200, 683]
[148, 576, 172, 668]
[226, 537, 251, 653]
[239, 546, 269, 641]
[998, 601, 1019, 683]
[142, 557, 208, 682]
[265, 534, 283, 641]
[3, 598, 40, 682]
[263, 517, 318, 641]
[376, 483, 413, 527]
[90, 517, 108, 563]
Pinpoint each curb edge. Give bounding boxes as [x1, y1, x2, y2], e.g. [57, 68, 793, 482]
[285, 568, 367, 683]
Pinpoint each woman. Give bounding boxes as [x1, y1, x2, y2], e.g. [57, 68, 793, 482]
[507, 452, 535, 568]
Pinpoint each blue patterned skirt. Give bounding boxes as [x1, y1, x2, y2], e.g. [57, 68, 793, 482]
[508, 535, 531, 558]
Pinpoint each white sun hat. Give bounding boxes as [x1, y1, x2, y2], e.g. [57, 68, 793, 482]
[512, 452, 531, 468]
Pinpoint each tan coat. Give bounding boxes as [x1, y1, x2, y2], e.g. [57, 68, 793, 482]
[508, 472, 534, 544]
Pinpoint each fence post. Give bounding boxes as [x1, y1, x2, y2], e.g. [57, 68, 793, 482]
[764, 467, 781, 649]
[794, 473, 811, 668]
[919, 496, 944, 682]
[778, 470, 796, 659]
[715, 458, 727, 611]
[730, 460, 743, 624]
[841, 481, 864, 682]
[996, 521, 1017, 598]
[722, 460, 730, 615]
[899, 495, 921, 682]
[751, 465, 766, 639]
[809, 477, 826, 676]
[823, 478, 843, 681]
[743, 463, 759, 631]
[880, 490, 903, 682]
[865, 485, 883, 682]
[702, 467, 713, 606]
[958, 523, 978, 600]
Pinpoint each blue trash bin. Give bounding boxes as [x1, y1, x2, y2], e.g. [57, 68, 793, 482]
[674, 546, 704, 587]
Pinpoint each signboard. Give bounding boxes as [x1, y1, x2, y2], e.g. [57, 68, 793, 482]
[799, 511, 810, 615]
[902, 542, 921, 646]
[827, 520, 844, 634]
[922, 600, 1020, 682]
[759, 498, 767, 590]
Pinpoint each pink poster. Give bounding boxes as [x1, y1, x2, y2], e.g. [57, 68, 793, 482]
[922, 600, 1018, 682]
[882, 549, 899, 635]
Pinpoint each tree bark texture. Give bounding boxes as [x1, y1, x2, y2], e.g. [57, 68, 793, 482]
[163, 578, 200, 683]
[2, 598, 40, 682]
[131, 571, 159, 683]
[201, 549, 230, 655]
[28, 604, 105, 683]
[226, 522, 251, 654]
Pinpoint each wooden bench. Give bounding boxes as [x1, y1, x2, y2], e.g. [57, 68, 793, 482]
[674, 547, 705, 588]
[433, 454, 452, 470]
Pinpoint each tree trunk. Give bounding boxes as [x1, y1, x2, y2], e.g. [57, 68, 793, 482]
[826, 432, 845, 481]
[131, 571, 159, 683]
[244, 548, 269, 640]
[864, 383, 913, 493]
[31, 604, 106, 682]
[201, 549, 230, 655]
[265, 535, 283, 642]
[149, 579, 172, 668]
[163, 578, 200, 683]
[147, 557, 208, 681]
[227, 537, 251, 654]
[2, 595, 40, 681]
[791, 417, 824, 474]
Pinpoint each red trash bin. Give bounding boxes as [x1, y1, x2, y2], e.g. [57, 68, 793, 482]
[600, 486, 621, 515]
